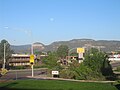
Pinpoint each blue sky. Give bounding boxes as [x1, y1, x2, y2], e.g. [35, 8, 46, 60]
[0, 0, 120, 45]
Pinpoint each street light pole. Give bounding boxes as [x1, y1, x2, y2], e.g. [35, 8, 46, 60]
[31, 44, 34, 77]
[3, 43, 6, 69]
[31, 44, 33, 55]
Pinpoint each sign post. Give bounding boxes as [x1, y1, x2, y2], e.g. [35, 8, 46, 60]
[31, 64, 33, 77]
[52, 71, 59, 78]
[30, 54, 34, 77]
[77, 48, 85, 63]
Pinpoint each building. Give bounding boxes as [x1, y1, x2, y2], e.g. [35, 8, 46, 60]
[9, 54, 30, 66]
[9, 54, 47, 66]
[108, 54, 120, 61]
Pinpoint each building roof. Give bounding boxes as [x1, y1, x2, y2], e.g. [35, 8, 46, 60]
[12, 54, 30, 57]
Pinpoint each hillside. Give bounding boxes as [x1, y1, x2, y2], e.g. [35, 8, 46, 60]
[11, 45, 31, 54]
[11, 39, 120, 53]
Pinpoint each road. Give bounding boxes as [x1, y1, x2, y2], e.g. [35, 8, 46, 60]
[0, 68, 48, 80]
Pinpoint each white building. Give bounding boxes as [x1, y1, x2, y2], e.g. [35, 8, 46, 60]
[108, 54, 120, 61]
[9, 54, 31, 66]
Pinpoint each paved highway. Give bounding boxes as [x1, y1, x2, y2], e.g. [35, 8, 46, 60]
[0, 68, 48, 80]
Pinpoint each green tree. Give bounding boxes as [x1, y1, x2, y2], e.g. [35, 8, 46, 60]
[84, 48, 114, 80]
[34, 51, 46, 55]
[57, 45, 69, 59]
[60, 61, 96, 80]
[74, 63, 95, 80]
[70, 52, 78, 56]
[42, 52, 61, 70]
[0, 39, 13, 68]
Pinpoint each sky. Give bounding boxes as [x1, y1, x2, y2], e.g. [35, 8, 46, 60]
[0, 0, 120, 45]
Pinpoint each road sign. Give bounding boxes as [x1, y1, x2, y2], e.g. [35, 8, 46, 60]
[52, 71, 59, 75]
[30, 54, 34, 77]
[52, 71, 59, 78]
[77, 48, 85, 53]
[30, 54, 34, 64]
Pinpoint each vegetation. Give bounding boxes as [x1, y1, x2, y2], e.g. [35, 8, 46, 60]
[41, 45, 115, 80]
[84, 48, 114, 80]
[59, 48, 114, 80]
[0, 39, 13, 68]
[42, 52, 62, 70]
[10, 65, 30, 70]
[33, 63, 47, 68]
[0, 80, 117, 90]
[116, 66, 120, 72]
[57, 45, 69, 59]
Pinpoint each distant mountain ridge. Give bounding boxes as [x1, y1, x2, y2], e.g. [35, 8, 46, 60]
[11, 45, 31, 54]
[11, 39, 120, 53]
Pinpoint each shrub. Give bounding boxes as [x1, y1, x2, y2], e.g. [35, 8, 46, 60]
[84, 48, 114, 80]
[10, 66, 28, 70]
[34, 64, 47, 68]
[116, 66, 120, 72]
[60, 69, 76, 79]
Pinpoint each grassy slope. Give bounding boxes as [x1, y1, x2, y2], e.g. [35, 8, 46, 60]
[0, 80, 117, 90]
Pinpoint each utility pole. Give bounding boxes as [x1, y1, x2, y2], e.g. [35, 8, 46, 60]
[31, 44, 33, 55]
[31, 44, 34, 77]
[3, 43, 6, 69]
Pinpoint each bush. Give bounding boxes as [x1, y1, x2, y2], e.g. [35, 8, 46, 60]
[34, 64, 47, 68]
[84, 48, 114, 80]
[10, 65, 30, 70]
[75, 64, 92, 80]
[116, 66, 120, 72]
[60, 69, 76, 79]
[74, 63, 105, 80]
[62, 61, 105, 80]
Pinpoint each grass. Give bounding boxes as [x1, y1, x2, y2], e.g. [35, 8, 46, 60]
[0, 80, 118, 90]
